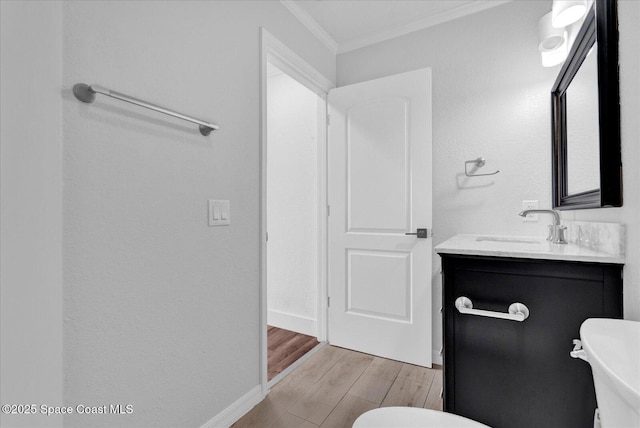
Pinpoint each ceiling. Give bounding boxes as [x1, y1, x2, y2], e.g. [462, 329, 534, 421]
[282, 0, 512, 54]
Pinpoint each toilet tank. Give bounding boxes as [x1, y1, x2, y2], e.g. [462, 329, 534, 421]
[580, 319, 640, 428]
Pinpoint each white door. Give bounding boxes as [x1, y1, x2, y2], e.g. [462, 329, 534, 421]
[327, 68, 432, 367]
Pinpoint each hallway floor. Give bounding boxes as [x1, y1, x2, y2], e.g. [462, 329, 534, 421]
[233, 345, 443, 428]
[268, 326, 319, 381]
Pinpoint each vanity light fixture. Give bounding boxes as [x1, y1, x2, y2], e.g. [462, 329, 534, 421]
[552, 0, 588, 28]
[538, 11, 569, 67]
[538, 12, 565, 52]
[541, 41, 569, 67]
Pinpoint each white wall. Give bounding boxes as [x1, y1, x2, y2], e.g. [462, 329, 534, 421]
[561, 0, 640, 320]
[61, 1, 334, 427]
[336, 0, 640, 361]
[0, 2, 64, 427]
[266, 71, 318, 336]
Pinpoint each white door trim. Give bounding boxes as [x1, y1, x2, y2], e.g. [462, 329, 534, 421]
[259, 28, 334, 396]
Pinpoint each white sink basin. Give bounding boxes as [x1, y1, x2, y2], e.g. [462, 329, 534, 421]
[580, 318, 640, 426]
[475, 236, 542, 244]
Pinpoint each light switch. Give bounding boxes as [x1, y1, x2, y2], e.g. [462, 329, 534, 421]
[221, 200, 229, 221]
[208, 200, 230, 226]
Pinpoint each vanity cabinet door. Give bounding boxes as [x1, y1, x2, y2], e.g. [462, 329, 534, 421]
[441, 255, 622, 428]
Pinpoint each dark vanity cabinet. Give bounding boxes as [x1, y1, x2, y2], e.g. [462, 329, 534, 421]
[441, 254, 623, 428]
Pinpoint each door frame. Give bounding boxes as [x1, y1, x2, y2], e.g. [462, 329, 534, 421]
[259, 28, 334, 395]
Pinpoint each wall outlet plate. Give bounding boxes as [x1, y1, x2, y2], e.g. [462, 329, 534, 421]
[522, 200, 539, 222]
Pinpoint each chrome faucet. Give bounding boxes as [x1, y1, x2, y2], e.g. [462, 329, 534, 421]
[518, 209, 567, 244]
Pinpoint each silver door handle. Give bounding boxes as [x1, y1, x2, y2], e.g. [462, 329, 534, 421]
[405, 228, 431, 238]
[455, 296, 530, 322]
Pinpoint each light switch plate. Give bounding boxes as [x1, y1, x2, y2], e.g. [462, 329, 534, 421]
[522, 200, 539, 222]
[209, 200, 230, 226]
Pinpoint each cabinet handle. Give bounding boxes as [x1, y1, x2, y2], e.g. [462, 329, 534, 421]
[455, 296, 530, 322]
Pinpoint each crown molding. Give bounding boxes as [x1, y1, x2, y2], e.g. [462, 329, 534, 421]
[267, 69, 284, 79]
[338, 0, 513, 54]
[266, 63, 284, 79]
[280, 0, 339, 55]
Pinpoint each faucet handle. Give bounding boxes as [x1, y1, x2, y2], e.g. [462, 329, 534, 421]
[556, 225, 567, 244]
[554, 225, 567, 244]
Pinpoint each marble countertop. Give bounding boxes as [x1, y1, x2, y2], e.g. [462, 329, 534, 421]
[435, 234, 625, 264]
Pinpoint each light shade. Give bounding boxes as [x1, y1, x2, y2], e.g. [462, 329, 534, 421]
[552, 0, 587, 28]
[541, 37, 568, 67]
[538, 12, 566, 52]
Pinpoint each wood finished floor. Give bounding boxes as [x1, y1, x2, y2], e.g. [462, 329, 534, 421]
[234, 345, 443, 428]
[268, 326, 319, 381]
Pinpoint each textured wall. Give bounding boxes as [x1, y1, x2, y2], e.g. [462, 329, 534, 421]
[267, 72, 319, 335]
[338, 0, 640, 354]
[337, 1, 574, 360]
[0, 2, 64, 427]
[62, 2, 334, 427]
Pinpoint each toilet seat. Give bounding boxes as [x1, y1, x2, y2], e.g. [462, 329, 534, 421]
[353, 407, 491, 428]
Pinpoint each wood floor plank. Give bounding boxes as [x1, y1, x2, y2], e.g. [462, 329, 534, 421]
[268, 326, 319, 381]
[232, 372, 314, 428]
[348, 357, 403, 404]
[231, 395, 288, 428]
[424, 369, 443, 411]
[288, 351, 374, 425]
[288, 345, 348, 384]
[319, 394, 378, 428]
[235, 346, 445, 427]
[269, 334, 318, 379]
[268, 327, 293, 350]
[270, 412, 318, 428]
[397, 363, 437, 384]
[380, 376, 429, 408]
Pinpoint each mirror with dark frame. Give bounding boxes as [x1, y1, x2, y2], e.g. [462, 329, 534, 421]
[551, 0, 622, 209]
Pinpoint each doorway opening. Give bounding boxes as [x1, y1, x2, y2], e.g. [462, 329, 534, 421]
[259, 28, 334, 392]
[266, 63, 321, 381]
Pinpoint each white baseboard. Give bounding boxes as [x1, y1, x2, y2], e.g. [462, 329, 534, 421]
[432, 349, 443, 366]
[267, 309, 317, 337]
[200, 385, 263, 428]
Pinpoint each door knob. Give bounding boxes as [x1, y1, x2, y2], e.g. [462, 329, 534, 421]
[405, 228, 431, 238]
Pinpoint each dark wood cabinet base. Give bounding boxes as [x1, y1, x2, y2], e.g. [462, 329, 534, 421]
[441, 255, 623, 428]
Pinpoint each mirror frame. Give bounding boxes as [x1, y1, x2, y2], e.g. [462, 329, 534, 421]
[551, 0, 622, 209]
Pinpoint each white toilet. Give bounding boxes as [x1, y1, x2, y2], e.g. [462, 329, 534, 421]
[353, 318, 640, 428]
[578, 318, 640, 428]
[352, 407, 489, 428]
